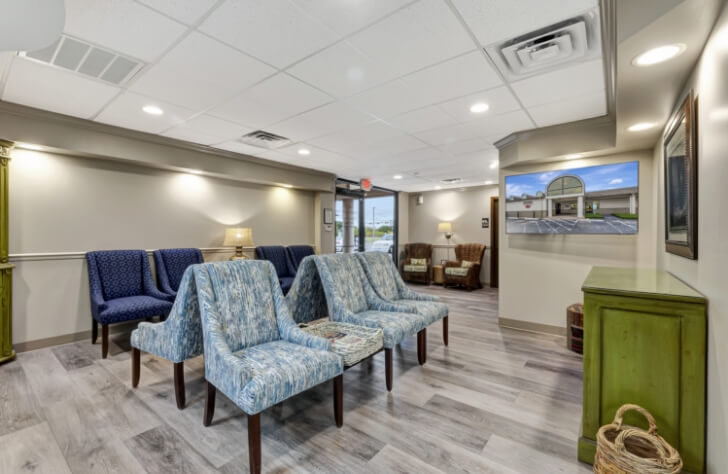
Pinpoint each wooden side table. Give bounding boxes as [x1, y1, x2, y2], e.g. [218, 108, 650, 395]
[432, 265, 444, 285]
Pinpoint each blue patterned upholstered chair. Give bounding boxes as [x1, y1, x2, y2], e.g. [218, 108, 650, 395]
[255, 245, 297, 295]
[153, 248, 203, 298]
[357, 251, 449, 351]
[86, 250, 173, 358]
[130, 266, 203, 409]
[287, 244, 315, 270]
[313, 253, 429, 391]
[196, 260, 344, 474]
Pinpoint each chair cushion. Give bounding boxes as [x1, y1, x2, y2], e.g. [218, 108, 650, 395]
[461, 260, 477, 268]
[404, 264, 428, 273]
[353, 310, 428, 348]
[100, 295, 173, 324]
[234, 340, 343, 414]
[394, 299, 448, 326]
[279, 276, 294, 294]
[95, 251, 144, 300]
[410, 258, 427, 266]
[445, 267, 469, 277]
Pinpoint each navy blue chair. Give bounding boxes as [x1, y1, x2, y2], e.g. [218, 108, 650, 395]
[153, 248, 204, 298]
[255, 246, 297, 295]
[86, 250, 174, 358]
[287, 245, 315, 270]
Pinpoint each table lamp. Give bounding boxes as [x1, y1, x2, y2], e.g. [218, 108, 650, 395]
[223, 227, 254, 260]
[438, 222, 453, 259]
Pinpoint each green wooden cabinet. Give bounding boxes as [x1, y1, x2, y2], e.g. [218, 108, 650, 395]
[578, 266, 706, 473]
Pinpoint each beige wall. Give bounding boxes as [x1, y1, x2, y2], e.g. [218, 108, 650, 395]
[653, 5, 728, 470]
[9, 149, 316, 345]
[498, 149, 656, 329]
[408, 185, 498, 283]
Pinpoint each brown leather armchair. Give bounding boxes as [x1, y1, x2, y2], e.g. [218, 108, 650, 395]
[401, 243, 433, 284]
[444, 243, 486, 291]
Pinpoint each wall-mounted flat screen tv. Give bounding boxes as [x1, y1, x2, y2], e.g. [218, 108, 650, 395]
[505, 161, 639, 234]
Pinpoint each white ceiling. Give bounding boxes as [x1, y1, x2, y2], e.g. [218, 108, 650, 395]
[0, 0, 606, 192]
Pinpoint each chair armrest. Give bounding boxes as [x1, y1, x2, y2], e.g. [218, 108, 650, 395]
[145, 283, 174, 302]
[444, 261, 460, 268]
[85, 255, 107, 317]
[398, 285, 439, 302]
[364, 279, 416, 313]
[274, 278, 331, 351]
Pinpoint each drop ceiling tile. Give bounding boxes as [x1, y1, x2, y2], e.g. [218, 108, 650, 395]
[162, 115, 252, 144]
[269, 102, 375, 142]
[95, 91, 195, 133]
[451, 0, 598, 46]
[209, 73, 333, 128]
[401, 51, 503, 105]
[510, 58, 605, 107]
[308, 121, 402, 154]
[130, 32, 275, 111]
[438, 86, 522, 123]
[213, 141, 269, 157]
[64, 0, 187, 62]
[437, 138, 494, 155]
[386, 106, 460, 133]
[136, 0, 219, 25]
[290, 0, 412, 37]
[528, 89, 606, 127]
[348, 0, 474, 78]
[287, 40, 395, 98]
[199, 0, 340, 69]
[466, 109, 534, 142]
[3, 58, 120, 119]
[350, 134, 426, 159]
[344, 80, 432, 119]
[414, 122, 482, 146]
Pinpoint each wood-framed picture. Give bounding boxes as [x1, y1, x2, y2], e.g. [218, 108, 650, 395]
[664, 89, 698, 259]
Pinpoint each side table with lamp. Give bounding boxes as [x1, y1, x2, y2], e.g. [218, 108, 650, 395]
[223, 227, 254, 260]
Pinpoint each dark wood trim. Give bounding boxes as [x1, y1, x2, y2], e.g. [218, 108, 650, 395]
[333, 374, 343, 428]
[101, 324, 109, 359]
[248, 413, 262, 474]
[417, 329, 427, 365]
[443, 316, 449, 346]
[131, 348, 140, 388]
[490, 196, 499, 288]
[203, 381, 216, 427]
[173, 362, 185, 410]
[385, 348, 393, 392]
[92, 317, 98, 344]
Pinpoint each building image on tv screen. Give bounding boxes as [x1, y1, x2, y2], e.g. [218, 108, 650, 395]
[505, 161, 639, 235]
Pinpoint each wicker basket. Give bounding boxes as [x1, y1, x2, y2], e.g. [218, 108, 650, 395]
[301, 321, 383, 367]
[595, 404, 682, 474]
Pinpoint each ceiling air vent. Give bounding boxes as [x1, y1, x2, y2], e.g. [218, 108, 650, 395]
[19, 34, 144, 86]
[485, 8, 601, 81]
[441, 178, 463, 184]
[239, 130, 291, 150]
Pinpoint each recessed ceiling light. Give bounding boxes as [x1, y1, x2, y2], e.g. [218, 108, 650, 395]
[565, 153, 583, 159]
[297, 148, 311, 156]
[485, 180, 494, 185]
[142, 105, 164, 116]
[632, 44, 686, 67]
[434, 185, 442, 190]
[470, 102, 490, 114]
[489, 160, 499, 169]
[18, 143, 44, 151]
[393, 174, 403, 180]
[627, 122, 656, 132]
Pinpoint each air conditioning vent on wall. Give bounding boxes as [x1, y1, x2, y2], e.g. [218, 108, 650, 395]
[485, 8, 601, 81]
[19, 35, 144, 86]
[239, 130, 291, 149]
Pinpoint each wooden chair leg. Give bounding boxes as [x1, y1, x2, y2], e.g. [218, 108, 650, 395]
[92, 318, 98, 344]
[248, 413, 262, 474]
[173, 362, 185, 410]
[101, 324, 109, 359]
[385, 348, 393, 392]
[417, 328, 427, 365]
[443, 316, 449, 346]
[203, 381, 216, 427]
[333, 374, 343, 427]
[131, 348, 140, 388]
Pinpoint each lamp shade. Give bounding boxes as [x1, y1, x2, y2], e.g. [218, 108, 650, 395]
[438, 222, 453, 233]
[223, 227, 254, 247]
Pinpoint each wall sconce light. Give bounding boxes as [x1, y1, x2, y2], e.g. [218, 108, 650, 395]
[223, 227, 254, 260]
[438, 222, 453, 259]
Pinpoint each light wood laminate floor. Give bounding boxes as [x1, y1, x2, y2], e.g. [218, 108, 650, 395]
[0, 285, 591, 473]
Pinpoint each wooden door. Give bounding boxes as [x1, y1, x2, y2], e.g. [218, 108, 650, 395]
[490, 196, 498, 288]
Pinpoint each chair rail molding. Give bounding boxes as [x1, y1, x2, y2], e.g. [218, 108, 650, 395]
[8, 247, 257, 262]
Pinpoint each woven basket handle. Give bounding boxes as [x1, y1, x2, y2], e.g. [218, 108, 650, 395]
[613, 404, 658, 434]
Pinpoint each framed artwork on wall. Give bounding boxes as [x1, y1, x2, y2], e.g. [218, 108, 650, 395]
[664, 89, 698, 259]
[323, 208, 333, 225]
